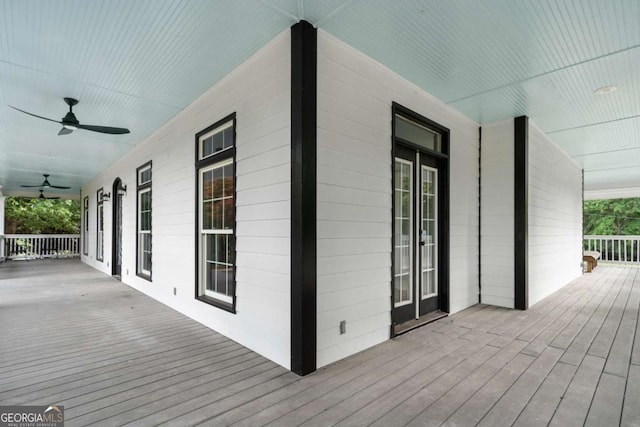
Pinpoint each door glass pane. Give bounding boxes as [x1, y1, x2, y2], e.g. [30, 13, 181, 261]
[421, 167, 437, 299]
[394, 159, 412, 306]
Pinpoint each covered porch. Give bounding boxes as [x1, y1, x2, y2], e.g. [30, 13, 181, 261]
[1, 259, 638, 426]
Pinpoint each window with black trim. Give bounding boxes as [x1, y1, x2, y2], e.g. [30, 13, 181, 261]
[195, 114, 236, 312]
[83, 196, 89, 256]
[137, 162, 152, 280]
[96, 188, 104, 262]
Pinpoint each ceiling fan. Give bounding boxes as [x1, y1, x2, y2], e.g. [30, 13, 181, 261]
[38, 190, 60, 200]
[9, 97, 130, 135]
[21, 174, 70, 190]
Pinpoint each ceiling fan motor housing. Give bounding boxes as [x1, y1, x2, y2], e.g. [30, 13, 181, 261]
[62, 111, 79, 126]
[62, 98, 79, 127]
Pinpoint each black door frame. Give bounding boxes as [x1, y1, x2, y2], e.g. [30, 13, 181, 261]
[112, 177, 123, 278]
[391, 103, 450, 330]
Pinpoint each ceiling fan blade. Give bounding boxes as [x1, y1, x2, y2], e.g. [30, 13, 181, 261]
[47, 197, 61, 200]
[58, 127, 73, 135]
[77, 124, 130, 134]
[21, 184, 45, 188]
[9, 106, 62, 124]
[48, 185, 71, 189]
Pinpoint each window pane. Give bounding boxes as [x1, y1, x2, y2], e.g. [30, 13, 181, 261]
[223, 127, 234, 150]
[223, 198, 233, 230]
[139, 233, 152, 273]
[223, 164, 234, 197]
[203, 201, 213, 230]
[141, 192, 149, 211]
[395, 114, 441, 152]
[139, 191, 152, 232]
[143, 212, 150, 231]
[212, 166, 223, 199]
[202, 136, 212, 158]
[203, 170, 214, 200]
[203, 234, 234, 297]
[139, 167, 151, 184]
[200, 121, 234, 160]
[211, 132, 224, 153]
[202, 162, 234, 232]
[213, 200, 223, 229]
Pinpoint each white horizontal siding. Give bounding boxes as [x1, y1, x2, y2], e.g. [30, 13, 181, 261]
[528, 121, 582, 306]
[316, 31, 479, 368]
[81, 30, 291, 369]
[480, 119, 515, 308]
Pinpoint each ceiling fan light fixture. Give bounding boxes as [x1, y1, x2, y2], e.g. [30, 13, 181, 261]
[62, 123, 78, 130]
[594, 85, 618, 95]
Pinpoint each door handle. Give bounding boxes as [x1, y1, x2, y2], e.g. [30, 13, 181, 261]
[420, 230, 427, 246]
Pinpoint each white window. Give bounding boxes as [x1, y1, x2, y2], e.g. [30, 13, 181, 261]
[83, 196, 89, 256]
[137, 162, 152, 279]
[196, 115, 236, 310]
[96, 189, 104, 262]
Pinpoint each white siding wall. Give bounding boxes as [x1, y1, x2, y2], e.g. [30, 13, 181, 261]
[316, 31, 480, 368]
[528, 121, 582, 306]
[80, 31, 292, 368]
[480, 119, 515, 308]
[480, 119, 582, 309]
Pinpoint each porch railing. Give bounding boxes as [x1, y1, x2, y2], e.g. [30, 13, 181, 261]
[584, 235, 640, 264]
[4, 234, 81, 260]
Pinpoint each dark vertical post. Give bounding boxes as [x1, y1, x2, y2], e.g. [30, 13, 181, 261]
[290, 20, 317, 376]
[514, 116, 528, 310]
[478, 126, 482, 304]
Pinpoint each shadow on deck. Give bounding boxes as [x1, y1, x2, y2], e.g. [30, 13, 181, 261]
[1, 259, 638, 426]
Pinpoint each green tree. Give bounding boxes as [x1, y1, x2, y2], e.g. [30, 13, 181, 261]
[583, 198, 640, 235]
[5, 197, 81, 234]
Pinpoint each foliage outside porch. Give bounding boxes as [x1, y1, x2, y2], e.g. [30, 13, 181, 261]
[583, 198, 640, 265]
[1, 196, 81, 261]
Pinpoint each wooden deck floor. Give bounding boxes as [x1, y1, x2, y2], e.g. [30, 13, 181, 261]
[1, 259, 639, 426]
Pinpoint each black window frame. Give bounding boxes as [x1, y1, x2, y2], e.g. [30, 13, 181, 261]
[96, 188, 104, 262]
[194, 112, 237, 313]
[136, 161, 152, 281]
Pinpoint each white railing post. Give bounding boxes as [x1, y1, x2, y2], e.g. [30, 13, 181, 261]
[584, 235, 640, 265]
[4, 234, 81, 260]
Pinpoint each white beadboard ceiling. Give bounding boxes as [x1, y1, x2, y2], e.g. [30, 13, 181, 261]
[0, 0, 638, 198]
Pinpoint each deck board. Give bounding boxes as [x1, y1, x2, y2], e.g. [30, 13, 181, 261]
[2, 259, 640, 426]
[549, 354, 605, 427]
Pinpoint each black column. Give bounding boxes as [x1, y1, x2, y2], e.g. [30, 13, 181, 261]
[514, 116, 528, 310]
[290, 20, 317, 376]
